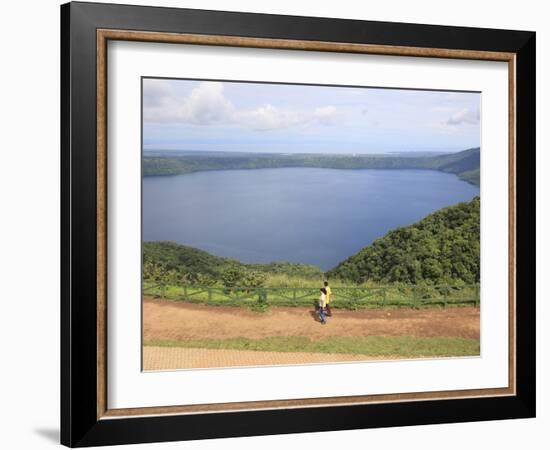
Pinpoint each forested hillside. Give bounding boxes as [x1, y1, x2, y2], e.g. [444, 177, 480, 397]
[143, 148, 480, 186]
[327, 197, 480, 284]
[143, 241, 322, 281]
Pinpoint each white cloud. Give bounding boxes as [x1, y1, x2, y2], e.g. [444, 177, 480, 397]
[182, 82, 234, 125]
[143, 81, 339, 131]
[142, 79, 174, 107]
[447, 107, 480, 125]
[313, 106, 338, 125]
[234, 104, 307, 131]
[144, 81, 233, 125]
[431, 106, 454, 113]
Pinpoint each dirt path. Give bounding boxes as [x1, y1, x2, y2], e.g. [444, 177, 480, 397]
[143, 297, 480, 341]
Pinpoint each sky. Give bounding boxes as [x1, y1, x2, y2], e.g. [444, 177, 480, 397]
[143, 78, 480, 154]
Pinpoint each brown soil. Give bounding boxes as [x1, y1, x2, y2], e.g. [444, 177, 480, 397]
[143, 296, 480, 342]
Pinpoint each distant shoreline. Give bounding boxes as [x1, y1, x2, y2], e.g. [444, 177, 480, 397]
[142, 148, 480, 186]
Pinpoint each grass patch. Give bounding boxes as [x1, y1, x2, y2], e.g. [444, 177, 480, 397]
[144, 335, 480, 358]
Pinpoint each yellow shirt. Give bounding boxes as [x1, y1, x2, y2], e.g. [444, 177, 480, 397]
[325, 286, 332, 304]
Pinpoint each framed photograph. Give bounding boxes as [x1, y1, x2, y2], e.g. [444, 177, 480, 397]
[61, 1, 536, 447]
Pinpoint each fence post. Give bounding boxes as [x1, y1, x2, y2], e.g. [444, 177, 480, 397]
[293, 288, 296, 303]
[412, 285, 416, 307]
[475, 284, 480, 307]
[208, 287, 212, 301]
[161, 283, 165, 299]
[183, 285, 188, 299]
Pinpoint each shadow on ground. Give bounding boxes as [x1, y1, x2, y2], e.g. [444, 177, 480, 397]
[34, 428, 59, 444]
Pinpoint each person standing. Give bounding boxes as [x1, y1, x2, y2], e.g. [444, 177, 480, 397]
[319, 288, 328, 324]
[324, 281, 332, 317]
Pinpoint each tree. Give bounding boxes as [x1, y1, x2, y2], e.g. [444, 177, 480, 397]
[328, 197, 480, 285]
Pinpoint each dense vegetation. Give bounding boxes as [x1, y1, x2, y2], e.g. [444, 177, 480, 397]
[143, 148, 480, 186]
[143, 241, 322, 288]
[327, 197, 480, 285]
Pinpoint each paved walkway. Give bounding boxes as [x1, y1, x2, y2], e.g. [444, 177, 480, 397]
[143, 346, 385, 370]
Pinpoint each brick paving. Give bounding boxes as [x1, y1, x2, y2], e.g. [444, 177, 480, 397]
[143, 346, 387, 370]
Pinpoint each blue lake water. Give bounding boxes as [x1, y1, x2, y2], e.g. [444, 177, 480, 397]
[143, 168, 480, 271]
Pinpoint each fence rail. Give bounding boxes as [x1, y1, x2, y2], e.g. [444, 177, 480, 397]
[143, 282, 480, 308]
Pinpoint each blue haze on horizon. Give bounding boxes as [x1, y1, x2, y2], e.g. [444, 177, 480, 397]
[143, 78, 481, 154]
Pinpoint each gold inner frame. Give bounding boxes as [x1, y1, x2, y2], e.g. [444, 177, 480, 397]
[96, 29, 517, 420]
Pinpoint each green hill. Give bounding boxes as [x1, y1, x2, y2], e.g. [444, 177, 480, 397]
[143, 148, 480, 186]
[143, 241, 322, 280]
[143, 241, 236, 278]
[327, 197, 480, 285]
[434, 148, 480, 185]
[458, 168, 480, 185]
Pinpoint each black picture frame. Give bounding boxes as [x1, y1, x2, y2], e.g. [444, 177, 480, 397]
[61, 1, 535, 447]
